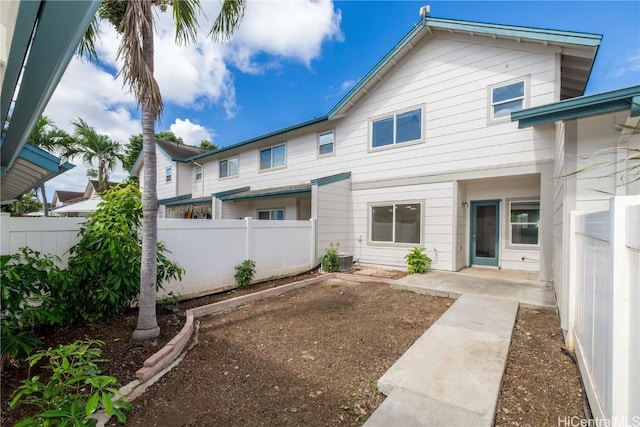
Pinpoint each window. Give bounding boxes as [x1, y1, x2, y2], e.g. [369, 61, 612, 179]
[219, 156, 239, 178]
[371, 107, 422, 148]
[370, 203, 421, 244]
[318, 131, 335, 156]
[509, 200, 539, 245]
[195, 165, 203, 181]
[490, 79, 526, 121]
[260, 144, 286, 170]
[257, 209, 284, 220]
[165, 166, 172, 183]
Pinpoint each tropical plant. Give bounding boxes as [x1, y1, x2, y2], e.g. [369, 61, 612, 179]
[10, 340, 132, 426]
[199, 140, 218, 150]
[65, 118, 124, 189]
[404, 247, 432, 274]
[81, 0, 246, 342]
[234, 259, 256, 288]
[65, 183, 183, 323]
[6, 193, 43, 217]
[320, 243, 340, 273]
[0, 249, 68, 370]
[27, 116, 72, 216]
[123, 131, 184, 170]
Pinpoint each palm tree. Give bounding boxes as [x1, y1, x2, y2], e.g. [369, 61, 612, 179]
[83, 0, 246, 342]
[28, 116, 71, 216]
[65, 118, 124, 190]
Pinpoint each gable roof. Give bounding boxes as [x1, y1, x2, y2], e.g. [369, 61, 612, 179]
[130, 139, 212, 175]
[53, 190, 84, 204]
[179, 15, 601, 165]
[512, 85, 640, 128]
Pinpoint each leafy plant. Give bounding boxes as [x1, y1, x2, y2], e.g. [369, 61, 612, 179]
[65, 183, 183, 323]
[1, 249, 68, 369]
[10, 339, 131, 426]
[234, 260, 256, 288]
[157, 291, 181, 314]
[404, 247, 432, 274]
[320, 243, 340, 273]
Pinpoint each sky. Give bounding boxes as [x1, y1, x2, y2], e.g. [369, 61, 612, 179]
[42, 0, 640, 197]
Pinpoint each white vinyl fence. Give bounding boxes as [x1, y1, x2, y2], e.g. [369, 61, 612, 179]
[568, 196, 640, 421]
[0, 214, 316, 299]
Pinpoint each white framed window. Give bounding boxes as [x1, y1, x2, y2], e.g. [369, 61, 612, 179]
[257, 209, 284, 220]
[219, 156, 239, 178]
[509, 200, 539, 245]
[369, 202, 422, 245]
[195, 165, 203, 182]
[371, 107, 423, 149]
[488, 77, 528, 122]
[318, 131, 335, 156]
[165, 166, 172, 183]
[260, 144, 286, 170]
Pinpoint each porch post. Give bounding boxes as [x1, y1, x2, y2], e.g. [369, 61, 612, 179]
[0, 213, 10, 255]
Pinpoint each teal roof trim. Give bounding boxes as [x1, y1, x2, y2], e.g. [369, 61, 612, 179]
[188, 117, 328, 162]
[19, 144, 68, 172]
[310, 172, 352, 186]
[631, 96, 640, 118]
[164, 196, 211, 207]
[213, 187, 251, 198]
[512, 85, 640, 128]
[159, 194, 192, 206]
[219, 186, 311, 201]
[424, 17, 602, 47]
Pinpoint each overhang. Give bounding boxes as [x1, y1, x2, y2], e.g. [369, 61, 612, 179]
[218, 184, 311, 201]
[512, 85, 640, 128]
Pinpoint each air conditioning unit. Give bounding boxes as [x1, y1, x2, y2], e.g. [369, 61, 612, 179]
[337, 253, 353, 272]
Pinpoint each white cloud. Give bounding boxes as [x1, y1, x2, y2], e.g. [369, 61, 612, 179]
[340, 79, 358, 93]
[608, 50, 640, 78]
[170, 118, 212, 146]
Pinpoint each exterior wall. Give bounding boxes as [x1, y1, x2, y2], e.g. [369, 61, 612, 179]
[314, 178, 352, 261]
[455, 181, 467, 270]
[155, 154, 177, 200]
[176, 162, 194, 197]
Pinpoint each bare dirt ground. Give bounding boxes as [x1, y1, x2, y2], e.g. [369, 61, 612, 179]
[1, 269, 585, 426]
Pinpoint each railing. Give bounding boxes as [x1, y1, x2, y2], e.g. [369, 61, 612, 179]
[568, 196, 640, 421]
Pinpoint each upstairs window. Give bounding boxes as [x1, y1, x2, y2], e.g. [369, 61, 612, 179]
[318, 131, 335, 156]
[195, 165, 203, 181]
[371, 107, 422, 149]
[260, 144, 286, 170]
[165, 166, 172, 183]
[257, 209, 284, 220]
[490, 79, 527, 122]
[219, 156, 238, 178]
[509, 200, 540, 245]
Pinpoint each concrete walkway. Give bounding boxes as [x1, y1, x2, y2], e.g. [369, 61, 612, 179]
[362, 269, 555, 426]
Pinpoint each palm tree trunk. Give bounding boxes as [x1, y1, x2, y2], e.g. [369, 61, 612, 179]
[133, 0, 160, 342]
[40, 184, 49, 217]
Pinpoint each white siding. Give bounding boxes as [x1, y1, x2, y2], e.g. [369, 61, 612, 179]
[155, 155, 177, 200]
[176, 162, 193, 196]
[220, 196, 305, 220]
[315, 178, 352, 260]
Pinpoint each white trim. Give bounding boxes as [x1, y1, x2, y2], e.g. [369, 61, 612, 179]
[487, 76, 530, 124]
[367, 200, 424, 246]
[259, 143, 287, 172]
[368, 105, 425, 151]
[257, 208, 285, 220]
[507, 198, 540, 248]
[317, 130, 335, 157]
[219, 155, 239, 179]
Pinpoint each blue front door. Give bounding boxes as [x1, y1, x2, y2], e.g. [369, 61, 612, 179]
[470, 201, 500, 267]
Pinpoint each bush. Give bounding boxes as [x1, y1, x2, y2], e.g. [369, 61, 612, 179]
[10, 339, 131, 426]
[1, 249, 68, 369]
[65, 183, 183, 323]
[404, 247, 432, 274]
[320, 243, 340, 273]
[234, 260, 256, 288]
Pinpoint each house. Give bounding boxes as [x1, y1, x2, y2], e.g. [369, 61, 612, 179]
[131, 139, 211, 218]
[51, 180, 121, 216]
[132, 15, 639, 285]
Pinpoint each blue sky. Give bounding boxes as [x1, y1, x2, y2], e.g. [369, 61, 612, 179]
[44, 0, 640, 196]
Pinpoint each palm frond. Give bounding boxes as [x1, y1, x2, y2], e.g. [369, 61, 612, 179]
[171, 0, 201, 45]
[77, 15, 101, 62]
[117, 0, 163, 119]
[210, 0, 246, 42]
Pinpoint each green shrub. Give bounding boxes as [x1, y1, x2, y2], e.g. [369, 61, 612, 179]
[404, 247, 432, 274]
[10, 339, 131, 426]
[65, 183, 183, 323]
[234, 260, 256, 288]
[320, 243, 340, 273]
[0, 249, 68, 368]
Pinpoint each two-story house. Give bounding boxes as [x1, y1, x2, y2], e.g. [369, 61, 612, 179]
[131, 15, 639, 286]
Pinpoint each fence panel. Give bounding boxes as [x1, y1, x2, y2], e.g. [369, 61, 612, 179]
[627, 204, 640, 418]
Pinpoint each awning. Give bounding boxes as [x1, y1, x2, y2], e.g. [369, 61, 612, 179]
[218, 184, 311, 201]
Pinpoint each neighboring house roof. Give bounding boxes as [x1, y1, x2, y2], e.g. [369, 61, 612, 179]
[85, 180, 119, 197]
[51, 198, 103, 214]
[512, 85, 640, 128]
[130, 139, 211, 175]
[53, 190, 84, 205]
[0, 0, 99, 193]
[182, 16, 601, 165]
[0, 144, 75, 203]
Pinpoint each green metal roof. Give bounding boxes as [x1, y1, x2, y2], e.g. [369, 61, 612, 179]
[310, 172, 352, 186]
[218, 184, 311, 201]
[512, 85, 640, 128]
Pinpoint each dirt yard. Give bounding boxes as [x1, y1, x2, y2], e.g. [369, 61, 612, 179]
[1, 271, 585, 426]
